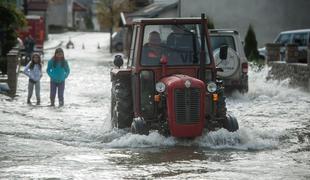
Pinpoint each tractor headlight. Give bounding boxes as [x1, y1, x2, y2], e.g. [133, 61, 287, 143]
[207, 82, 217, 93]
[155, 82, 166, 93]
[184, 80, 191, 88]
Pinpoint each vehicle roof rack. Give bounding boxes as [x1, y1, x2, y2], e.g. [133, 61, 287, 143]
[209, 29, 239, 35]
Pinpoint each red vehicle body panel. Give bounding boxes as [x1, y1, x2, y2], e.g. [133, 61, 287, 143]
[161, 75, 206, 137]
[18, 15, 45, 50]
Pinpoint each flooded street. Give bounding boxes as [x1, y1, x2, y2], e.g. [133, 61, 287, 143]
[0, 32, 309, 179]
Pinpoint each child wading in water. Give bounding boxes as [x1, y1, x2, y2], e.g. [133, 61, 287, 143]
[24, 53, 42, 105]
[47, 48, 70, 106]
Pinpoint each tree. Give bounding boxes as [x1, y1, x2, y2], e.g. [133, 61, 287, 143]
[0, 2, 26, 74]
[97, 0, 134, 53]
[0, 3, 26, 56]
[244, 24, 259, 61]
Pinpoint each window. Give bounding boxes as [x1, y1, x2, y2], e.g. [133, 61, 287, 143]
[140, 24, 211, 66]
[210, 36, 236, 51]
[128, 26, 137, 67]
[275, 34, 291, 45]
[292, 33, 308, 46]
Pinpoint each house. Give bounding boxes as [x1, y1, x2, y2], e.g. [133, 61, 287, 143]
[179, 0, 310, 47]
[121, 0, 178, 26]
[23, 0, 87, 33]
[119, 0, 178, 54]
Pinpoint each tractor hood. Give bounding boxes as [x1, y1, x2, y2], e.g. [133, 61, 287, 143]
[160, 75, 206, 138]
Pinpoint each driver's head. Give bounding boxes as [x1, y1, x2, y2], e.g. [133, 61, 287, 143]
[148, 31, 161, 46]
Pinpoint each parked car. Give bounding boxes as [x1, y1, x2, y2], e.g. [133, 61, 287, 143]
[112, 29, 124, 51]
[209, 29, 249, 93]
[258, 29, 310, 62]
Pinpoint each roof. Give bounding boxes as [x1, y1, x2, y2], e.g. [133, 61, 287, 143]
[121, 0, 178, 26]
[280, 29, 310, 34]
[73, 1, 87, 12]
[26, 15, 42, 20]
[209, 29, 239, 35]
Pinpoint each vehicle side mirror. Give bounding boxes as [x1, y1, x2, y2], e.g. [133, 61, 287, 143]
[114, 55, 123, 68]
[219, 45, 228, 60]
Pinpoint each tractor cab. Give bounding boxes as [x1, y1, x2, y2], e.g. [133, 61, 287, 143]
[110, 16, 238, 138]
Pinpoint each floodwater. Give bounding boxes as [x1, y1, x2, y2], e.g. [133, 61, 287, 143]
[0, 32, 309, 179]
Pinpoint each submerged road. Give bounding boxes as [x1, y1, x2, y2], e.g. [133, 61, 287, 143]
[0, 32, 309, 179]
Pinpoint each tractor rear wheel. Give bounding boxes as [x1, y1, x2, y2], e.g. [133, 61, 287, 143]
[111, 79, 133, 129]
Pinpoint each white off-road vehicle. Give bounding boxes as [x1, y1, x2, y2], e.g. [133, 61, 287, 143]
[210, 29, 249, 92]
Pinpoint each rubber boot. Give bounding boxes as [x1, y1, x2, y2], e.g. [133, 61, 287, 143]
[36, 99, 40, 105]
[27, 98, 31, 105]
[50, 99, 55, 106]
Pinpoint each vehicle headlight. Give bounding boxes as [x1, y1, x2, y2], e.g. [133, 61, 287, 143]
[207, 82, 217, 93]
[184, 80, 191, 88]
[155, 82, 166, 93]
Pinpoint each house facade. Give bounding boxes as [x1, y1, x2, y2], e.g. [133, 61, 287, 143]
[179, 0, 310, 47]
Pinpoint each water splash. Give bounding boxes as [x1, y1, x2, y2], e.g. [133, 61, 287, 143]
[102, 128, 282, 150]
[195, 128, 282, 150]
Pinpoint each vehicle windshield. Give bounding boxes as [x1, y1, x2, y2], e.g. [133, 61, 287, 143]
[141, 24, 211, 66]
[210, 35, 236, 51]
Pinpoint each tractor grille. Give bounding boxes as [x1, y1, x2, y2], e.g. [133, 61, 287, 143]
[174, 88, 201, 124]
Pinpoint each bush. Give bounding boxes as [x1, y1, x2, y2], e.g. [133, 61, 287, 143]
[244, 24, 259, 61]
[84, 15, 94, 30]
[0, 3, 26, 57]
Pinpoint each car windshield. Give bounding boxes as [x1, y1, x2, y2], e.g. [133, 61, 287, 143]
[210, 36, 236, 51]
[141, 24, 211, 66]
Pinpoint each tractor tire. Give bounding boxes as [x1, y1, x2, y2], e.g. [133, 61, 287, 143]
[131, 117, 149, 135]
[217, 87, 227, 117]
[111, 79, 133, 129]
[223, 113, 239, 132]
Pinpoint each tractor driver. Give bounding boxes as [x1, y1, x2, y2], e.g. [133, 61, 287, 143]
[141, 31, 164, 65]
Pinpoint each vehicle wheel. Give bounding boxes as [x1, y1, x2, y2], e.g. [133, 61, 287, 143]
[111, 79, 133, 129]
[239, 84, 248, 93]
[223, 113, 239, 132]
[131, 117, 149, 135]
[217, 87, 227, 117]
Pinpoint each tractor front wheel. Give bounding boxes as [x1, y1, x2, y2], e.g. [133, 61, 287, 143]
[223, 114, 239, 132]
[131, 117, 149, 135]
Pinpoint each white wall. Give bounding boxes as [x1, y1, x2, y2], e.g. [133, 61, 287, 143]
[47, 0, 73, 28]
[180, 0, 310, 47]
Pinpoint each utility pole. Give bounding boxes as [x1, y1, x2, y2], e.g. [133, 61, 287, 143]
[23, 0, 28, 15]
[109, 0, 113, 53]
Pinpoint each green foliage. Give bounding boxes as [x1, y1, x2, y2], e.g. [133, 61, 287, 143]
[97, 0, 134, 30]
[0, 3, 26, 56]
[84, 15, 94, 30]
[244, 24, 259, 61]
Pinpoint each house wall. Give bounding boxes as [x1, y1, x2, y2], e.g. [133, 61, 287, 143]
[179, 0, 310, 47]
[267, 61, 310, 91]
[47, 0, 73, 28]
[157, 8, 178, 18]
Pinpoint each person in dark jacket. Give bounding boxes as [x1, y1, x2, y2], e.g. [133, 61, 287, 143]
[46, 48, 70, 106]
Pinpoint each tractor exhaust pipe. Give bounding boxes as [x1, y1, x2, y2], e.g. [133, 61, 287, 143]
[199, 13, 206, 84]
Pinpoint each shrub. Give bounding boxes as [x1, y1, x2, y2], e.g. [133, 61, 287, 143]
[244, 24, 259, 61]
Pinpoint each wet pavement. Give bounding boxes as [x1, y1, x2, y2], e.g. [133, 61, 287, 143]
[0, 32, 309, 179]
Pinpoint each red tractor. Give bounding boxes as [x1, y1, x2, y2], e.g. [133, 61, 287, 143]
[110, 15, 238, 138]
